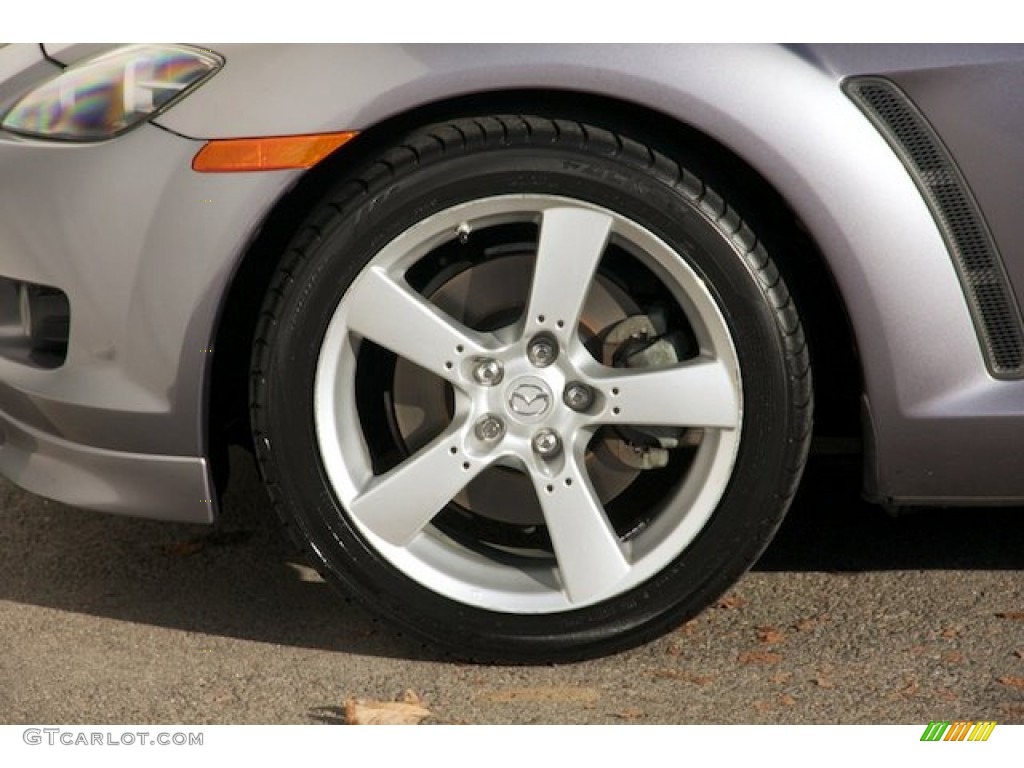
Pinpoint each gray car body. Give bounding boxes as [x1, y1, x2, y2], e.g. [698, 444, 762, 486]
[1, 43, 1023, 524]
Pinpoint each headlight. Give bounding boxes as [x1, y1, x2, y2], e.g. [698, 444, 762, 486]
[1, 44, 223, 141]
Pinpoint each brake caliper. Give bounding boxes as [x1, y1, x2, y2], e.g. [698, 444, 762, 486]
[602, 307, 698, 470]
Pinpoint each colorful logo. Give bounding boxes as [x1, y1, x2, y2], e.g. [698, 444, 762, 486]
[920, 721, 997, 742]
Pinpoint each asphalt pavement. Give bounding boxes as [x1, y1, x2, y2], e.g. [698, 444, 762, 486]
[1, 451, 1022, 724]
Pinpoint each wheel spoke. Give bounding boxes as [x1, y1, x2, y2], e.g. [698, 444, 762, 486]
[591, 356, 740, 429]
[534, 452, 630, 605]
[348, 427, 486, 546]
[346, 266, 489, 381]
[525, 207, 613, 335]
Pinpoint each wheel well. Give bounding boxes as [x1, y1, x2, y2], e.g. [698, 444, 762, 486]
[207, 89, 863, 492]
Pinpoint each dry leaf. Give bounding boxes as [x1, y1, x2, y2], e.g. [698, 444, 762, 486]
[653, 669, 685, 680]
[344, 690, 431, 725]
[756, 626, 784, 644]
[739, 650, 782, 665]
[813, 676, 836, 689]
[652, 669, 715, 685]
[778, 694, 797, 706]
[996, 611, 1024, 620]
[935, 688, 959, 702]
[480, 686, 601, 704]
[754, 700, 772, 713]
[942, 651, 964, 665]
[769, 671, 792, 685]
[717, 596, 748, 610]
[996, 676, 1024, 690]
[940, 627, 959, 639]
[910, 645, 928, 656]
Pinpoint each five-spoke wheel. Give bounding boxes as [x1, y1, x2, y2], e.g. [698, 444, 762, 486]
[314, 197, 742, 612]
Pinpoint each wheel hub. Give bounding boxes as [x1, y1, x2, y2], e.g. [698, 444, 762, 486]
[389, 250, 646, 526]
[505, 377, 554, 422]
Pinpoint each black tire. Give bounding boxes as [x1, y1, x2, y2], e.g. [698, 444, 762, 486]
[251, 114, 812, 662]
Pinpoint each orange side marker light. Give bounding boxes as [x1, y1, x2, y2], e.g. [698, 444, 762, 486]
[192, 131, 358, 172]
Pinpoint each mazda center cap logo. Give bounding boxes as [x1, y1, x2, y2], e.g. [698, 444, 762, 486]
[508, 382, 552, 418]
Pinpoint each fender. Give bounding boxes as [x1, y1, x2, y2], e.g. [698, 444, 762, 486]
[44, 43, 1024, 502]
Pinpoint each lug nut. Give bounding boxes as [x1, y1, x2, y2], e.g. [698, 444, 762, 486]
[472, 358, 504, 386]
[474, 414, 506, 443]
[527, 335, 558, 368]
[531, 429, 562, 459]
[563, 381, 595, 412]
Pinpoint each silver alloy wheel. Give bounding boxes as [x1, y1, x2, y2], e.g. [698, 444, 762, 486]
[314, 194, 743, 614]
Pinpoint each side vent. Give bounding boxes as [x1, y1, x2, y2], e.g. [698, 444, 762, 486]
[845, 76, 1024, 378]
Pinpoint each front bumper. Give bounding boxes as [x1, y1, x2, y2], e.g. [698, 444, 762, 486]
[0, 59, 301, 520]
[0, 410, 216, 520]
